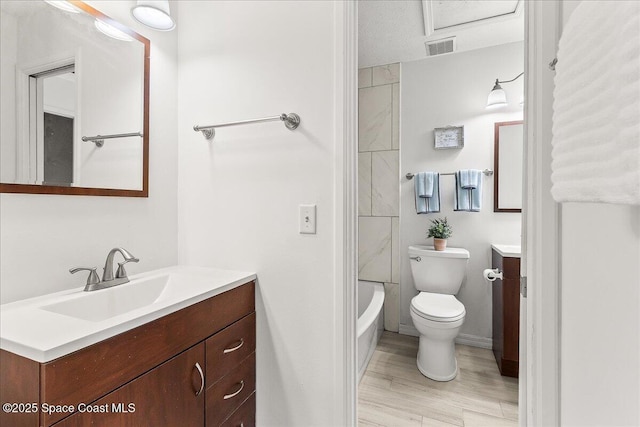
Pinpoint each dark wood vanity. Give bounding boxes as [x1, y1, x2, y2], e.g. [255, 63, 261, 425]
[492, 249, 520, 377]
[0, 281, 256, 427]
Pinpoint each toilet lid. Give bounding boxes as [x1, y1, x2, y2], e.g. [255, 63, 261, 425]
[411, 293, 465, 322]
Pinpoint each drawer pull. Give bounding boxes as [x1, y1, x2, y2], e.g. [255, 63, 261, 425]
[194, 362, 205, 396]
[223, 380, 245, 400]
[223, 338, 245, 354]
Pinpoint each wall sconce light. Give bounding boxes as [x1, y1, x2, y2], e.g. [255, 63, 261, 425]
[131, 0, 175, 31]
[487, 72, 524, 108]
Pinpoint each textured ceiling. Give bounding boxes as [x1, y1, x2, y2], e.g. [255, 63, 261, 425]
[358, 0, 524, 68]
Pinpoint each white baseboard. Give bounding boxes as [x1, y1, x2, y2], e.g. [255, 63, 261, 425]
[456, 333, 493, 349]
[398, 324, 493, 349]
[398, 323, 420, 337]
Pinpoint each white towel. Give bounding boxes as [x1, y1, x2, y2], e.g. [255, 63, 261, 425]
[551, 1, 640, 205]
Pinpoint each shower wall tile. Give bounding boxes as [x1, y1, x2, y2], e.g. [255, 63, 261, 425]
[392, 83, 400, 150]
[358, 67, 372, 88]
[392, 217, 399, 284]
[359, 152, 372, 216]
[358, 217, 392, 282]
[372, 63, 400, 86]
[371, 151, 399, 216]
[384, 282, 399, 332]
[359, 85, 392, 152]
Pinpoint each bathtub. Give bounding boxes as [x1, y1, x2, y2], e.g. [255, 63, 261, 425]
[357, 280, 385, 382]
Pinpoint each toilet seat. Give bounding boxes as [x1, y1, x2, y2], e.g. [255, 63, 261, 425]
[411, 292, 465, 322]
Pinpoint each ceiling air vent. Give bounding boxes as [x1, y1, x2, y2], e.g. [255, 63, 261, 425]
[425, 37, 456, 56]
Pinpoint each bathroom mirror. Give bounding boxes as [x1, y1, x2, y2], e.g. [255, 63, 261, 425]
[0, 1, 149, 197]
[494, 120, 524, 212]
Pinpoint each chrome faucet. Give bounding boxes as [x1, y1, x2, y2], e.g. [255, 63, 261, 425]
[102, 247, 139, 284]
[70, 247, 139, 292]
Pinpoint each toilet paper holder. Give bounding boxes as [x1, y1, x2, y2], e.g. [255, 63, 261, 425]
[483, 268, 503, 282]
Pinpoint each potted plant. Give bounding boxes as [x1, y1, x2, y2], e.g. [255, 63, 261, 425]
[427, 217, 452, 251]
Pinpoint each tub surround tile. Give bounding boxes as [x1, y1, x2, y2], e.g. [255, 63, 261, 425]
[358, 217, 392, 282]
[392, 83, 400, 150]
[371, 151, 399, 216]
[383, 282, 399, 332]
[358, 152, 372, 216]
[372, 63, 400, 85]
[358, 67, 372, 88]
[359, 85, 392, 152]
[392, 217, 399, 284]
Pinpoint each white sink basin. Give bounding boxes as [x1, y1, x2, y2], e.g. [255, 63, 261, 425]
[40, 275, 170, 322]
[0, 265, 256, 362]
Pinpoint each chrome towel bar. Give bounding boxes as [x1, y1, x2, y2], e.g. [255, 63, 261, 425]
[194, 113, 301, 140]
[82, 132, 143, 147]
[406, 169, 493, 180]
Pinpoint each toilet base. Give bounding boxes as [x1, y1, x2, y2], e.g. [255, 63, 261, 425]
[416, 334, 459, 382]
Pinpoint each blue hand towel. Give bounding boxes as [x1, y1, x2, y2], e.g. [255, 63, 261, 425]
[454, 170, 483, 212]
[415, 172, 440, 214]
[459, 169, 482, 189]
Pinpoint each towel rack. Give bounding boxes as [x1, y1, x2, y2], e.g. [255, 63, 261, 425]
[82, 132, 143, 147]
[193, 113, 301, 140]
[406, 169, 493, 180]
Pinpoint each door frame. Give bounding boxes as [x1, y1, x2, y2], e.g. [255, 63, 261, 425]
[339, 1, 563, 425]
[335, 1, 358, 426]
[521, 1, 561, 426]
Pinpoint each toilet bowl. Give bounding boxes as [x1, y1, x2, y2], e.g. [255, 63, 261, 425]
[408, 245, 470, 381]
[410, 292, 465, 381]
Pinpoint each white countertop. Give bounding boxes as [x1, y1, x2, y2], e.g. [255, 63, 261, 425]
[0, 265, 256, 363]
[491, 244, 522, 258]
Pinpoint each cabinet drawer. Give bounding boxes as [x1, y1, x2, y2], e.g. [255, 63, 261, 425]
[206, 353, 255, 427]
[206, 313, 256, 386]
[220, 393, 256, 427]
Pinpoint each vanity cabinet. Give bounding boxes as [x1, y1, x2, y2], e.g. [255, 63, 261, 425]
[492, 250, 520, 377]
[0, 281, 256, 427]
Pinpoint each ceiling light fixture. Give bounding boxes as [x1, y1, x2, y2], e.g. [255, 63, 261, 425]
[94, 19, 134, 42]
[44, 0, 81, 13]
[487, 72, 524, 108]
[131, 0, 175, 31]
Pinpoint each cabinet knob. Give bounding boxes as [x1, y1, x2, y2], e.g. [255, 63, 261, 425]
[194, 362, 204, 396]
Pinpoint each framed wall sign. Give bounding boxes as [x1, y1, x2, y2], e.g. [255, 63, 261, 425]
[434, 126, 464, 149]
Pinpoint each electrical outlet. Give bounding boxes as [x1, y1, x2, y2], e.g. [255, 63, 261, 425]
[299, 204, 316, 234]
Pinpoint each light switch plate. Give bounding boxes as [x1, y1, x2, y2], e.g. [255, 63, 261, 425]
[299, 204, 316, 234]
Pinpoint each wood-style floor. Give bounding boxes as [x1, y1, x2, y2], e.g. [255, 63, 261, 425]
[358, 332, 518, 427]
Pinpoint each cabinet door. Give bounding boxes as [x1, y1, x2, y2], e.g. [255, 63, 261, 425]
[56, 344, 205, 427]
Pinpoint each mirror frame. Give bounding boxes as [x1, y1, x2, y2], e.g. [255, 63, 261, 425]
[494, 120, 523, 213]
[0, 1, 150, 197]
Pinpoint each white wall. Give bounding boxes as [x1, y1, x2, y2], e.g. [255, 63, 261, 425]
[0, 1, 179, 304]
[176, 1, 343, 425]
[400, 42, 523, 342]
[559, 2, 640, 425]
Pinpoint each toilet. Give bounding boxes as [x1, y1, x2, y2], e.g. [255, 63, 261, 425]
[408, 245, 470, 381]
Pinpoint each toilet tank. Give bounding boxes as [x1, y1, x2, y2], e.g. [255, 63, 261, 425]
[408, 245, 470, 294]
